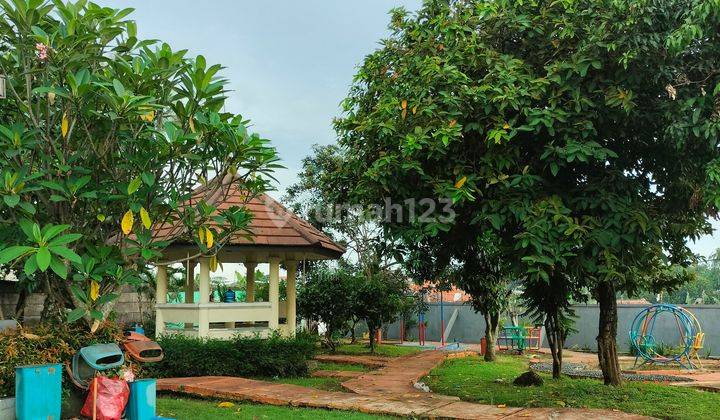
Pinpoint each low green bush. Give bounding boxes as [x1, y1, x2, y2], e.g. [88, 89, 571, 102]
[143, 331, 318, 379]
[0, 322, 124, 397]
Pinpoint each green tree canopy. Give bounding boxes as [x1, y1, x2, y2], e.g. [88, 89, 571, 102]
[0, 0, 279, 327]
[333, 0, 720, 385]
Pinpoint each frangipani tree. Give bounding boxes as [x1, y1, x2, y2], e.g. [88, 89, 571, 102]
[0, 0, 279, 328]
[334, 0, 720, 386]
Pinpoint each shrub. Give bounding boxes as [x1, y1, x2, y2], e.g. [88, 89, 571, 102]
[0, 322, 124, 397]
[143, 331, 318, 379]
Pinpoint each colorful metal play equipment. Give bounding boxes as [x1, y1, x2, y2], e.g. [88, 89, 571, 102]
[629, 303, 705, 369]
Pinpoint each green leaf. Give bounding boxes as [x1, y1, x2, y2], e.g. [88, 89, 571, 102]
[36, 247, 51, 271]
[67, 308, 86, 323]
[96, 293, 118, 305]
[43, 224, 69, 241]
[89, 309, 104, 321]
[141, 172, 155, 186]
[32, 224, 41, 243]
[48, 233, 82, 247]
[3, 194, 20, 207]
[112, 79, 126, 96]
[19, 219, 35, 240]
[24, 254, 38, 276]
[550, 163, 559, 177]
[71, 284, 88, 304]
[49, 246, 82, 264]
[0, 246, 34, 264]
[50, 258, 68, 279]
[127, 176, 142, 195]
[18, 202, 36, 214]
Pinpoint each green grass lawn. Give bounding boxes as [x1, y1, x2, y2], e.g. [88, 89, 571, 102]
[157, 396, 391, 419]
[332, 343, 422, 357]
[313, 361, 371, 372]
[423, 356, 720, 420]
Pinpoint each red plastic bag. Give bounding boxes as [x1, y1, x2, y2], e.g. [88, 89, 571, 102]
[80, 376, 130, 420]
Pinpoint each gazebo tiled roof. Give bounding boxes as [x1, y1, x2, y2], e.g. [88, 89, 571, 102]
[152, 176, 344, 260]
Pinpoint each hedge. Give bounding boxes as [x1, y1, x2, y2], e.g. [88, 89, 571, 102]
[0, 322, 124, 398]
[142, 331, 318, 379]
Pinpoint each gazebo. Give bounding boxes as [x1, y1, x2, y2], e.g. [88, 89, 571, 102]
[151, 177, 344, 339]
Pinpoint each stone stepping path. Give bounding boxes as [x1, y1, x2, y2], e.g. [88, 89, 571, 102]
[158, 350, 649, 419]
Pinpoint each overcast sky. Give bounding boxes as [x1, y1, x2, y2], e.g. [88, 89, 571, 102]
[98, 0, 717, 259]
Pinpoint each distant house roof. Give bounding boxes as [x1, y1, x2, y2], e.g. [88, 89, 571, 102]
[151, 176, 344, 260]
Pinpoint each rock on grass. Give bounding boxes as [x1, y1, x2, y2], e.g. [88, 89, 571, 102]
[513, 371, 544, 387]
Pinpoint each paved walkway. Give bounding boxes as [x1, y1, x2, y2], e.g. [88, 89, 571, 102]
[158, 350, 648, 419]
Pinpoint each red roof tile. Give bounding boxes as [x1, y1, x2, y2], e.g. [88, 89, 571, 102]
[151, 176, 344, 258]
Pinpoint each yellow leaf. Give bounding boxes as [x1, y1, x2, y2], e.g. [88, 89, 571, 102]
[121, 210, 134, 235]
[401, 109, 407, 120]
[401, 99, 407, 109]
[209, 255, 218, 272]
[198, 226, 205, 245]
[90, 280, 100, 301]
[189, 117, 196, 133]
[48, 91, 56, 105]
[61, 113, 69, 138]
[140, 110, 155, 122]
[206, 228, 214, 248]
[503, 122, 510, 129]
[140, 207, 152, 229]
[455, 176, 467, 189]
[412, 105, 418, 114]
[97, 214, 106, 222]
[218, 401, 234, 408]
[449, 119, 457, 127]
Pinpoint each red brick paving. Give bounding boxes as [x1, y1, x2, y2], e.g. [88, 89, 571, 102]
[157, 350, 649, 419]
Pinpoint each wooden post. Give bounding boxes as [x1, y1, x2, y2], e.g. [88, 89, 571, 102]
[285, 260, 297, 337]
[198, 257, 210, 338]
[269, 258, 280, 331]
[155, 265, 167, 336]
[245, 262, 257, 303]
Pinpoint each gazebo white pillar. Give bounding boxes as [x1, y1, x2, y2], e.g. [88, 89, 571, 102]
[285, 260, 297, 337]
[155, 265, 167, 336]
[245, 262, 257, 303]
[198, 257, 211, 337]
[185, 258, 195, 330]
[269, 257, 280, 330]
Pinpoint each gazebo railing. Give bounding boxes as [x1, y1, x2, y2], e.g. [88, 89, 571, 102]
[156, 302, 279, 339]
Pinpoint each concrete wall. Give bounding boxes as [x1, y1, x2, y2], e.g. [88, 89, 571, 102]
[383, 302, 542, 344]
[383, 302, 720, 356]
[0, 281, 152, 326]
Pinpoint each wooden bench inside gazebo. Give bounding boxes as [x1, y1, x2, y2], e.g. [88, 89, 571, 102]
[152, 178, 344, 339]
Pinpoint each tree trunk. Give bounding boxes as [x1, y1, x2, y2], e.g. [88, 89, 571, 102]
[596, 281, 623, 386]
[14, 288, 29, 323]
[483, 311, 500, 362]
[544, 312, 564, 379]
[349, 319, 357, 343]
[368, 325, 376, 353]
[325, 329, 337, 352]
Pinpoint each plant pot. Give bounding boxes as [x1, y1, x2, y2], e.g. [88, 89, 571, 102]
[224, 290, 236, 303]
[0, 397, 15, 420]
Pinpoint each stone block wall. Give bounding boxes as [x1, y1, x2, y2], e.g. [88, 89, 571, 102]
[0, 281, 153, 326]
